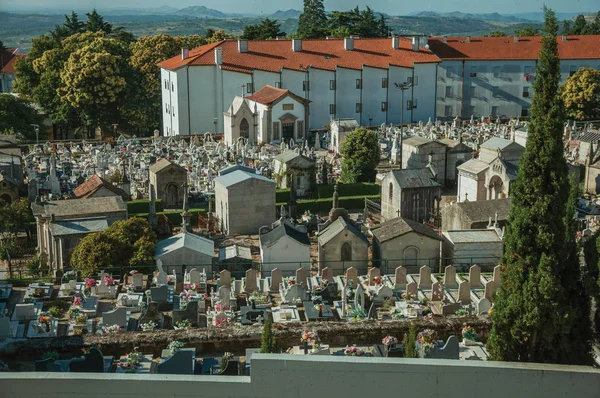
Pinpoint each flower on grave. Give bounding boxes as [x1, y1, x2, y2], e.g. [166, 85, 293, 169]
[382, 336, 398, 346]
[167, 275, 174, 283]
[199, 293, 208, 300]
[417, 329, 437, 346]
[350, 308, 366, 322]
[140, 321, 157, 331]
[38, 314, 51, 326]
[455, 308, 468, 316]
[344, 345, 365, 356]
[144, 290, 151, 296]
[311, 294, 323, 305]
[127, 283, 135, 293]
[283, 277, 295, 286]
[215, 316, 233, 327]
[488, 307, 494, 315]
[345, 286, 355, 299]
[175, 319, 192, 329]
[300, 329, 319, 346]
[168, 341, 185, 353]
[1, 308, 9, 318]
[314, 303, 324, 313]
[103, 275, 115, 287]
[73, 328, 84, 336]
[184, 284, 191, 290]
[103, 324, 121, 333]
[64, 270, 77, 281]
[248, 291, 269, 304]
[84, 278, 96, 289]
[391, 308, 404, 319]
[222, 352, 234, 361]
[462, 325, 477, 341]
[73, 297, 82, 307]
[422, 306, 432, 317]
[67, 308, 80, 319]
[372, 276, 382, 285]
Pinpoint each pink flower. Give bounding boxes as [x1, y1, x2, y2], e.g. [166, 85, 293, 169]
[73, 297, 82, 306]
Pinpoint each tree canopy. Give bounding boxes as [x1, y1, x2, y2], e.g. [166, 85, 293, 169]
[297, 0, 328, 39]
[563, 12, 600, 35]
[340, 128, 380, 183]
[71, 217, 156, 276]
[560, 67, 600, 120]
[487, 7, 592, 365]
[242, 18, 286, 40]
[0, 94, 45, 140]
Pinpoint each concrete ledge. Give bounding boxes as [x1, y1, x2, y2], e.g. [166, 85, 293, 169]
[1, 354, 599, 398]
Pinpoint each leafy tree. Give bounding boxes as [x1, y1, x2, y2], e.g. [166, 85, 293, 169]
[85, 9, 112, 34]
[487, 7, 592, 365]
[179, 34, 207, 50]
[260, 315, 277, 353]
[560, 67, 600, 120]
[403, 322, 418, 358]
[64, 12, 84, 35]
[328, 7, 389, 38]
[0, 95, 45, 139]
[71, 217, 156, 276]
[514, 26, 540, 36]
[340, 127, 380, 183]
[242, 18, 286, 40]
[489, 30, 506, 37]
[206, 29, 234, 43]
[297, 0, 328, 39]
[0, 199, 33, 241]
[569, 15, 588, 35]
[588, 11, 600, 35]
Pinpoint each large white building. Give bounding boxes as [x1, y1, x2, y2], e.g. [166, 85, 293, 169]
[428, 35, 600, 119]
[158, 37, 440, 136]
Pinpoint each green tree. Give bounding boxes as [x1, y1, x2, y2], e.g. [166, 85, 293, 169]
[587, 11, 600, 35]
[242, 18, 286, 40]
[64, 12, 84, 35]
[514, 26, 540, 36]
[70, 231, 124, 276]
[489, 30, 506, 37]
[85, 9, 112, 34]
[569, 14, 588, 35]
[297, 0, 328, 39]
[260, 315, 277, 353]
[560, 67, 600, 120]
[403, 322, 418, 358]
[487, 7, 592, 365]
[340, 128, 380, 183]
[0, 95, 45, 139]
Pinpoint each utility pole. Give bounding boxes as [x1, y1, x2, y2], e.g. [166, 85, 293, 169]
[395, 81, 412, 166]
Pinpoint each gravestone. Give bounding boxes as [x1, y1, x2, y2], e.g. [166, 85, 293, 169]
[375, 285, 393, 302]
[214, 311, 228, 325]
[218, 285, 231, 303]
[157, 349, 195, 375]
[0, 317, 11, 338]
[132, 273, 143, 290]
[173, 300, 199, 326]
[458, 280, 471, 303]
[96, 274, 110, 295]
[367, 267, 381, 286]
[150, 285, 168, 303]
[296, 268, 307, 286]
[155, 271, 168, 286]
[469, 265, 481, 287]
[245, 269, 258, 292]
[220, 270, 231, 288]
[431, 281, 444, 301]
[484, 280, 496, 301]
[70, 347, 106, 373]
[493, 265, 501, 287]
[422, 336, 459, 360]
[394, 266, 407, 289]
[477, 297, 491, 314]
[444, 265, 457, 288]
[418, 266, 432, 289]
[102, 307, 128, 328]
[406, 281, 418, 298]
[345, 267, 358, 288]
[189, 269, 202, 285]
[284, 284, 307, 303]
[270, 268, 282, 292]
[321, 267, 333, 282]
[13, 303, 36, 321]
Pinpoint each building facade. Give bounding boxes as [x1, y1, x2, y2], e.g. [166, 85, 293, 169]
[158, 37, 440, 136]
[149, 159, 188, 208]
[0, 48, 23, 93]
[428, 35, 600, 119]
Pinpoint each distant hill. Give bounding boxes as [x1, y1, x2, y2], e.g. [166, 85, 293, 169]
[102, 6, 180, 16]
[172, 6, 248, 19]
[409, 11, 533, 23]
[268, 9, 302, 20]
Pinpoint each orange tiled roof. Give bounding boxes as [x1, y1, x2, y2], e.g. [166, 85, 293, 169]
[246, 84, 311, 106]
[158, 38, 440, 73]
[1, 54, 25, 74]
[73, 174, 129, 200]
[428, 35, 600, 61]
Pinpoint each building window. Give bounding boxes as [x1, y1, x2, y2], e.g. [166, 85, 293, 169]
[524, 66, 533, 74]
[303, 81, 310, 91]
[493, 66, 502, 78]
[569, 65, 578, 76]
[356, 79, 362, 89]
[329, 104, 336, 115]
[521, 107, 530, 117]
[356, 103, 362, 113]
[469, 66, 477, 77]
[172, 107, 175, 117]
[330, 80, 336, 90]
[445, 86, 453, 98]
[382, 78, 388, 88]
[164, 80, 167, 89]
[297, 120, 304, 139]
[273, 122, 280, 140]
[522, 87, 530, 97]
[412, 98, 418, 109]
[492, 86, 501, 98]
[381, 102, 387, 112]
[171, 82, 174, 92]
[444, 106, 452, 117]
[491, 106, 498, 117]
[413, 76, 418, 86]
[247, 83, 253, 93]
[388, 182, 393, 203]
[407, 77, 413, 85]
[406, 100, 413, 110]
[282, 103, 294, 111]
[275, 81, 281, 88]
[446, 67, 454, 78]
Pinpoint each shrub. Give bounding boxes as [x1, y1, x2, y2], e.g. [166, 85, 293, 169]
[48, 306, 62, 318]
[403, 322, 418, 358]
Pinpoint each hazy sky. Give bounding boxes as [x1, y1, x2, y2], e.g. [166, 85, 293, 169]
[1, 0, 597, 15]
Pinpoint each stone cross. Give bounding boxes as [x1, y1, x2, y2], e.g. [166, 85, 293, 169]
[256, 315, 264, 325]
[394, 266, 407, 289]
[443, 265, 457, 288]
[469, 265, 481, 287]
[418, 266, 432, 289]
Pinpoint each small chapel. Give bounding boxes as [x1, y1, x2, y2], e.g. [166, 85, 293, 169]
[223, 85, 310, 146]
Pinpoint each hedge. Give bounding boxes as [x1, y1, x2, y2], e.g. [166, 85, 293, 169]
[130, 208, 207, 227]
[277, 195, 380, 214]
[127, 199, 164, 214]
[275, 183, 380, 203]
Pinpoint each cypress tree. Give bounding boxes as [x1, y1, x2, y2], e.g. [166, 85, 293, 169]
[260, 315, 277, 353]
[297, 0, 328, 39]
[487, 7, 592, 364]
